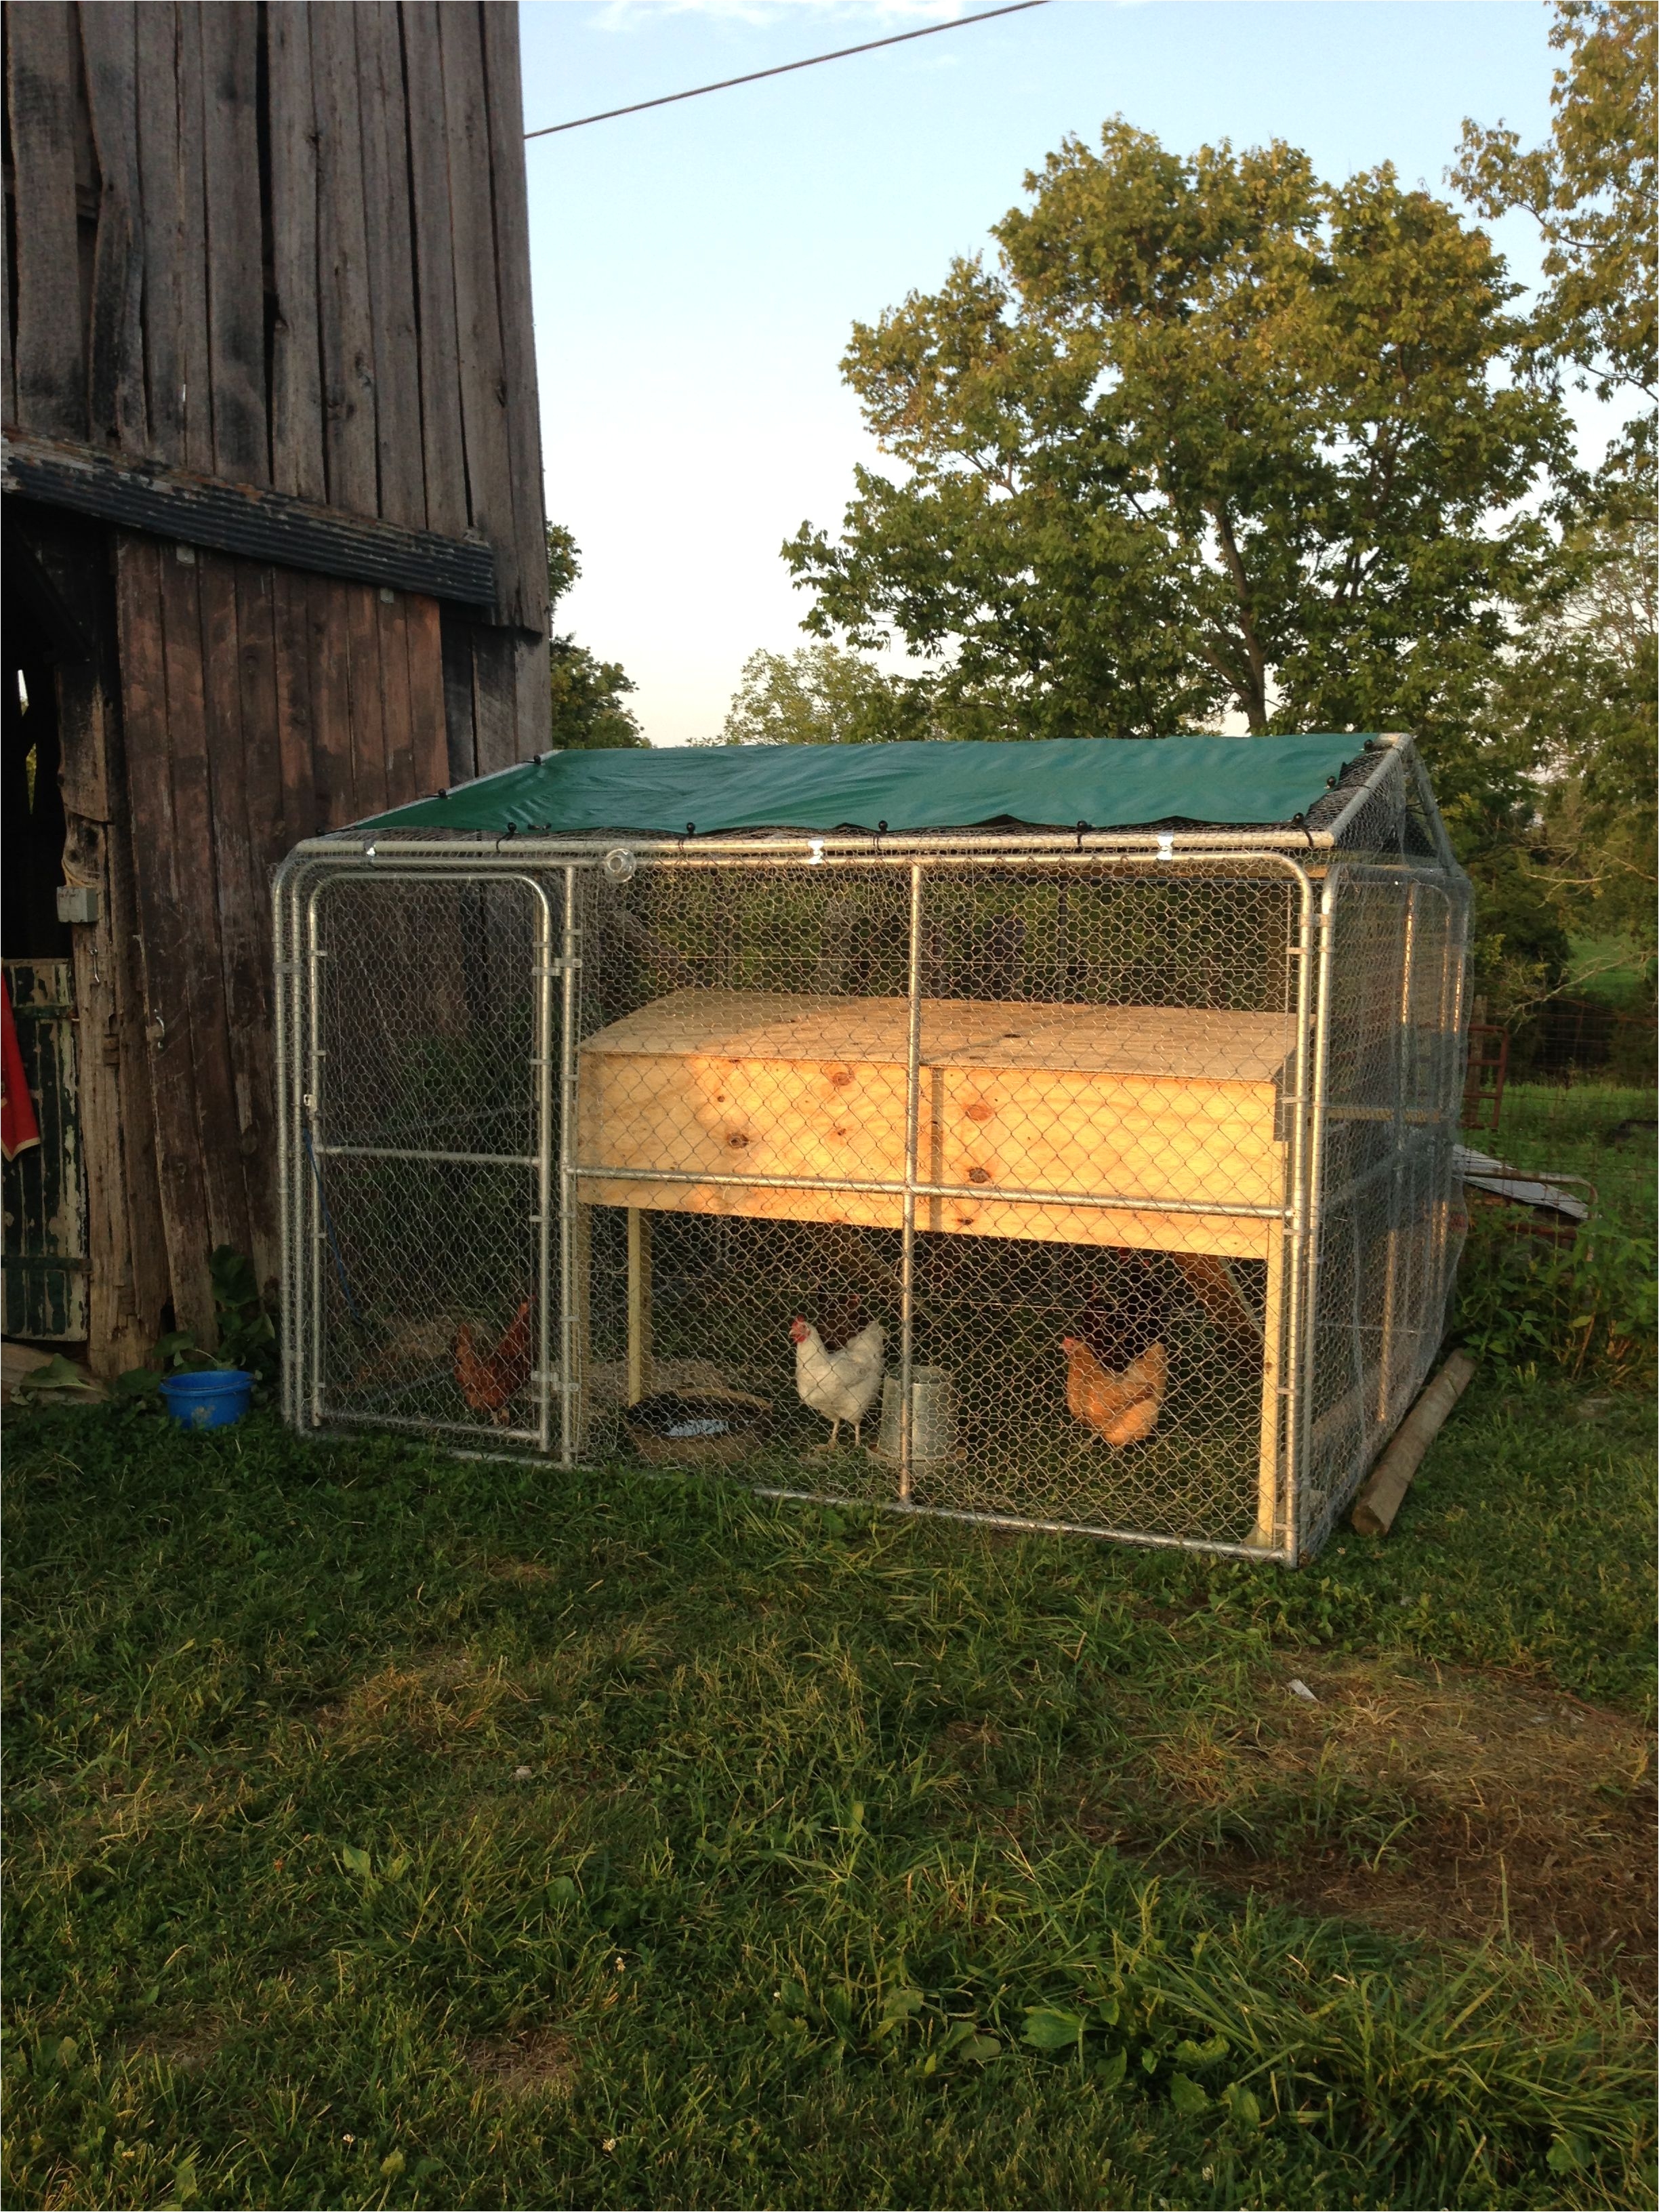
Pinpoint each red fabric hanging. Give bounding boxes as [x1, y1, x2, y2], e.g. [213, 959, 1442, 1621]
[1, 975, 41, 1162]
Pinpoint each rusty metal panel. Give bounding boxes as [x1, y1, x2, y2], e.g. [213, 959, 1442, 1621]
[2, 958, 88, 1339]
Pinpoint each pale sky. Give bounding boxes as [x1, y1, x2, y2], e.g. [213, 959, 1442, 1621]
[519, 1, 1574, 747]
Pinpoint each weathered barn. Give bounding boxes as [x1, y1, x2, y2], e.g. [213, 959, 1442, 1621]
[2, 0, 548, 1371]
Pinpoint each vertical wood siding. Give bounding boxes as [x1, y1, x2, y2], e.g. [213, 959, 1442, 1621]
[115, 535, 449, 1324]
[5, 2, 549, 1361]
[4, 1, 548, 651]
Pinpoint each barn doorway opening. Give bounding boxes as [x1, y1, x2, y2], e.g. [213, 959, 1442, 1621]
[3, 525, 87, 1344]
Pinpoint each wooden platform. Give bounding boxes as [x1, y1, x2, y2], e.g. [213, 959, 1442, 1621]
[576, 990, 1295, 1260]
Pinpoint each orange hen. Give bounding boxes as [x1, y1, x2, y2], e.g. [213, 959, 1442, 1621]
[1060, 1334, 1168, 1448]
[454, 1299, 534, 1423]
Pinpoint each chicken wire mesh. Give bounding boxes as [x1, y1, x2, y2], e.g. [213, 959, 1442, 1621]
[281, 871, 557, 1449]
[276, 741, 1469, 1564]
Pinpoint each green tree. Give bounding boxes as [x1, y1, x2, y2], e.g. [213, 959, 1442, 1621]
[546, 525, 648, 750]
[1454, 0, 1656, 501]
[785, 121, 1571, 772]
[700, 643, 924, 746]
[1504, 521, 1656, 959]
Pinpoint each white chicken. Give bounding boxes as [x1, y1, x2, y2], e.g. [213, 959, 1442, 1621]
[790, 1313, 884, 1450]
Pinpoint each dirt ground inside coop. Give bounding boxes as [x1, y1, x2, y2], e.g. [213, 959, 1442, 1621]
[583, 1212, 1273, 1546]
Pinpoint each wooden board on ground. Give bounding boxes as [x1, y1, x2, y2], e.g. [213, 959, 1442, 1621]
[577, 989, 1294, 1260]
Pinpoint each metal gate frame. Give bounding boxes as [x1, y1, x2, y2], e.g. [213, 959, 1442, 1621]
[276, 865, 561, 1454]
[275, 739, 1469, 1566]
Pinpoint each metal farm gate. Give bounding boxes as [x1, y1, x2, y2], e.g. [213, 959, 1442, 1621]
[277, 737, 1470, 1565]
[279, 869, 564, 1454]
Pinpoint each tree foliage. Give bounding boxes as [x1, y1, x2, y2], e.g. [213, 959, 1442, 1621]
[785, 122, 1570, 764]
[546, 525, 648, 750]
[701, 644, 924, 746]
[1454, 0, 1656, 498]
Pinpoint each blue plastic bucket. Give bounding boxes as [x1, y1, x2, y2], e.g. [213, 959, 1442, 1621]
[158, 1369, 254, 1431]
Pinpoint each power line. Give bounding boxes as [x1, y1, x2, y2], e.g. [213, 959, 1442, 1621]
[524, 1, 1054, 140]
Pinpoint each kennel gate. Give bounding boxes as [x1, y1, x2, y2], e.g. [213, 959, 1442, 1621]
[277, 735, 1469, 1565]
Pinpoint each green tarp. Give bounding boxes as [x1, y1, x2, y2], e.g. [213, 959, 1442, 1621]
[356, 733, 1372, 838]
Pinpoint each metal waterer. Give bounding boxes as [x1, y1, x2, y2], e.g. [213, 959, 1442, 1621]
[876, 1367, 955, 1464]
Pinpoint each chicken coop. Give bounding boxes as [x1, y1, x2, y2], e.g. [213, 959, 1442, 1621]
[275, 733, 1471, 1564]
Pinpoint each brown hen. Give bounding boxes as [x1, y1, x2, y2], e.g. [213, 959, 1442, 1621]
[1060, 1334, 1168, 1448]
[454, 1299, 533, 1424]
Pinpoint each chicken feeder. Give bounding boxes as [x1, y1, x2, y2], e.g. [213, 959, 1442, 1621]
[274, 733, 1470, 1565]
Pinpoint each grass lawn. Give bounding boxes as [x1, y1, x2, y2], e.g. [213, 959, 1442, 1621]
[3, 1361, 1654, 2212]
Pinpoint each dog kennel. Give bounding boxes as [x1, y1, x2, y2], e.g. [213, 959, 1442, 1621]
[274, 732, 1470, 1564]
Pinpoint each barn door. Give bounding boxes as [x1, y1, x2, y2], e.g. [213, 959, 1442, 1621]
[297, 872, 556, 1449]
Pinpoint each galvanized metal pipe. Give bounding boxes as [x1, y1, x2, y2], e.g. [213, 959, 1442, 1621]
[272, 872, 295, 1427]
[1267, 866, 1317, 1559]
[752, 1486, 1296, 1561]
[533, 883, 557, 1457]
[558, 865, 581, 1467]
[313, 1143, 539, 1169]
[567, 1161, 1290, 1219]
[1294, 867, 1343, 1551]
[285, 828, 1347, 861]
[304, 893, 326, 1427]
[326, 1409, 546, 1448]
[898, 862, 924, 1502]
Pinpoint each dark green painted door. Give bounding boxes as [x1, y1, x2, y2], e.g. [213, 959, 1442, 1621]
[3, 960, 87, 1340]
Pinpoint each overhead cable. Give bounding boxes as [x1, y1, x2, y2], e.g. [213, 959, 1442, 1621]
[525, 0, 1054, 140]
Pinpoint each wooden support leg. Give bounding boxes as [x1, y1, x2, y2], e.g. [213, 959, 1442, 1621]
[626, 1206, 653, 1408]
[1248, 1229, 1286, 1549]
[567, 1201, 592, 1459]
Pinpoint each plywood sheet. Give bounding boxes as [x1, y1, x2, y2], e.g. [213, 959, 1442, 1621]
[578, 989, 1290, 1257]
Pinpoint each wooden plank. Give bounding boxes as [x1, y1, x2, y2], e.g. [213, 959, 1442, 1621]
[480, 0, 546, 638]
[172, 550, 256, 1269]
[354, 3, 425, 530]
[514, 630, 551, 764]
[399, 0, 469, 538]
[311, 1, 378, 515]
[438, 3, 514, 609]
[468, 623, 520, 774]
[377, 592, 417, 808]
[198, 2, 266, 485]
[114, 533, 211, 1332]
[344, 582, 389, 822]
[96, 767, 173, 1364]
[273, 566, 319, 848]
[626, 1208, 653, 1406]
[440, 608, 478, 781]
[59, 647, 172, 1370]
[307, 573, 356, 827]
[1351, 1351, 1476, 1538]
[588, 990, 1296, 1081]
[577, 990, 1288, 1258]
[3, 432, 497, 602]
[405, 593, 451, 798]
[39, 514, 171, 1364]
[266, 4, 325, 501]
[1, 56, 12, 424]
[1250, 1230, 1286, 1549]
[78, 0, 148, 453]
[230, 560, 285, 1286]
[132, 1, 182, 464]
[172, 2, 214, 474]
[6, 1, 86, 438]
[60, 806, 146, 1370]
